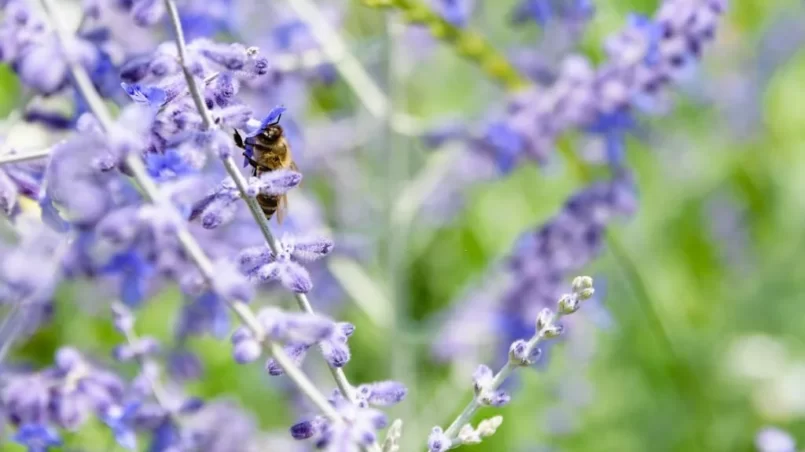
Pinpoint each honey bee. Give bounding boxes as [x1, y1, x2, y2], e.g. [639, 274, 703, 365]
[233, 108, 298, 224]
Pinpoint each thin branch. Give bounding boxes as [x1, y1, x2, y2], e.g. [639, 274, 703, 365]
[39, 0, 341, 423]
[0, 147, 56, 165]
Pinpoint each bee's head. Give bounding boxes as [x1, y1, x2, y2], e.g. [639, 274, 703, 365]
[264, 124, 283, 141]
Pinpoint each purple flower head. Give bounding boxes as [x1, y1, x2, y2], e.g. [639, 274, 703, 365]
[213, 104, 253, 129]
[130, 0, 167, 27]
[211, 259, 254, 303]
[247, 169, 303, 197]
[355, 381, 407, 407]
[102, 249, 156, 307]
[207, 72, 238, 107]
[112, 337, 161, 362]
[432, 0, 475, 27]
[1, 373, 51, 426]
[509, 339, 542, 366]
[256, 307, 335, 344]
[265, 343, 311, 376]
[16, 34, 97, 95]
[511, 0, 595, 26]
[266, 322, 354, 375]
[427, 426, 452, 452]
[188, 178, 241, 229]
[482, 121, 525, 173]
[231, 326, 263, 364]
[0, 222, 64, 303]
[472, 364, 494, 394]
[177, 291, 231, 339]
[167, 349, 204, 381]
[101, 401, 141, 450]
[191, 39, 249, 71]
[238, 235, 333, 294]
[319, 322, 354, 368]
[121, 82, 168, 108]
[145, 149, 195, 181]
[291, 391, 387, 449]
[12, 423, 62, 452]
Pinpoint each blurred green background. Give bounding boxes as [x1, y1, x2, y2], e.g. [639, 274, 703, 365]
[4, 0, 805, 451]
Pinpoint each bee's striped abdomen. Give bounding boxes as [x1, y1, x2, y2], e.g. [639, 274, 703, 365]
[256, 193, 279, 219]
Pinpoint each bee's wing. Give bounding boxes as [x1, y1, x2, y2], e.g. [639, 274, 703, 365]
[276, 194, 288, 225]
[276, 158, 296, 224]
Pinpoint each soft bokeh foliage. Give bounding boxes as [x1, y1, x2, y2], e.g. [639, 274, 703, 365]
[2, 0, 805, 451]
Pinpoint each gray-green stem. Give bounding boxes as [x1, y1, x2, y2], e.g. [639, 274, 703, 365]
[40, 0, 340, 423]
[441, 310, 567, 445]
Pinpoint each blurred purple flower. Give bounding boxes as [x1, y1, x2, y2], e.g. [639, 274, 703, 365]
[238, 235, 333, 294]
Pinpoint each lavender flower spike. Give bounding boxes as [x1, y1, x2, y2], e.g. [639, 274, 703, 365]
[430, 276, 595, 449]
[247, 169, 303, 197]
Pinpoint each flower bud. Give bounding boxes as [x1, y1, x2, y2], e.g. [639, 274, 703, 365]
[542, 324, 564, 339]
[558, 294, 580, 314]
[578, 287, 595, 300]
[572, 275, 594, 293]
[535, 308, 554, 331]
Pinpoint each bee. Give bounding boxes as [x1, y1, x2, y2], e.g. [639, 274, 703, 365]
[233, 108, 298, 224]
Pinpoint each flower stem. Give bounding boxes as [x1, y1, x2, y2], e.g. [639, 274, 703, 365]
[441, 311, 565, 445]
[360, 0, 529, 91]
[40, 0, 341, 424]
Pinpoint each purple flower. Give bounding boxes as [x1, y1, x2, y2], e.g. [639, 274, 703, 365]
[231, 326, 263, 364]
[256, 307, 335, 344]
[266, 322, 354, 375]
[247, 169, 303, 197]
[145, 149, 195, 181]
[188, 178, 241, 229]
[101, 402, 141, 450]
[112, 337, 161, 362]
[11, 423, 62, 452]
[211, 259, 255, 303]
[290, 391, 387, 450]
[472, 364, 494, 393]
[265, 343, 311, 376]
[131, 0, 166, 27]
[238, 235, 333, 294]
[427, 426, 452, 452]
[355, 381, 407, 406]
[431, 0, 475, 27]
[121, 82, 168, 107]
[511, 0, 594, 26]
[177, 291, 231, 339]
[1, 373, 51, 426]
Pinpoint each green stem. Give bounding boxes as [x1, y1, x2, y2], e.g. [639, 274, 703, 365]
[360, 0, 529, 91]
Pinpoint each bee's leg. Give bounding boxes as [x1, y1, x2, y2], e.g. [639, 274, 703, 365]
[242, 153, 262, 177]
[233, 130, 245, 149]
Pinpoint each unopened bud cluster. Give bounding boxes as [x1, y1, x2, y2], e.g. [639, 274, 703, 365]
[457, 416, 503, 445]
[508, 276, 595, 368]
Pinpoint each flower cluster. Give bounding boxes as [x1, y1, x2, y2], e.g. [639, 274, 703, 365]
[290, 382, 407, 450]
[425, 0, 726, 176]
